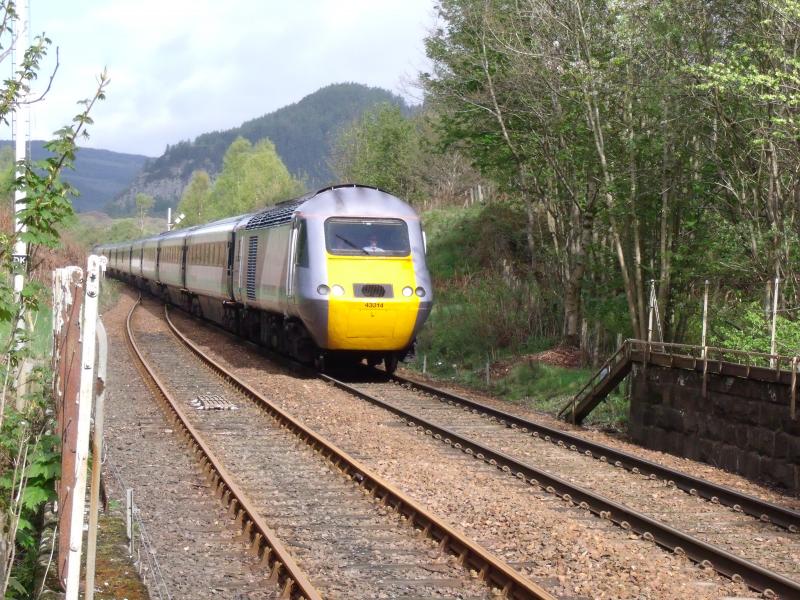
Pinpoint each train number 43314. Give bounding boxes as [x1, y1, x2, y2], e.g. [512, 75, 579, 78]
[364, 302, 384, 309]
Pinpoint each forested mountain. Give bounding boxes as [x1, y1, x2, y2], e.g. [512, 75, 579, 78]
[107, 83, 409, 216]
[0, 141, 148, 212]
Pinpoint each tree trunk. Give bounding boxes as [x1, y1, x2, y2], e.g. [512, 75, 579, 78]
[562, 187, 596, 348]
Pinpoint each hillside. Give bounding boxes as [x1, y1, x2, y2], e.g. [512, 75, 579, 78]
[107, 82, 410, 216]
[0, 141, 149, 213]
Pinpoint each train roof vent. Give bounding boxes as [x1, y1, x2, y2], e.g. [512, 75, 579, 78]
[244, 197, 309, 231]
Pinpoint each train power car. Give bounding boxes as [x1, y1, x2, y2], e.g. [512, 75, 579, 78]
[97, 184, 433, 373]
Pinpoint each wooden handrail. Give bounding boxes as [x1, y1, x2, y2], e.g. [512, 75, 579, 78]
[558, 339, 800, 423]
[557, 340, 631, 420]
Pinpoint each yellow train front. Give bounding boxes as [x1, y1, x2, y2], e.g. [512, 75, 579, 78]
[232, 184, 433, 372]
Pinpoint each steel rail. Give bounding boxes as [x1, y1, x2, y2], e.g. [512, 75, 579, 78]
[390, 373, 800, 533]
[125, 297, 322, 600]
[162, 305, 556, 600]
[324, 374, 800, 599]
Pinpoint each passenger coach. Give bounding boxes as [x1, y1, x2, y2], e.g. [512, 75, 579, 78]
[97, 184, 433, 373]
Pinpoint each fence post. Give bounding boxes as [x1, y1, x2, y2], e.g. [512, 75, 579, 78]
[701, 279, 709, 359]
[770, 276, 779, 369]
[126, 488, 134, 555]
[85, 302, 108, 600]
[64, 256, 102, 600]
[791, 356, 797, 420]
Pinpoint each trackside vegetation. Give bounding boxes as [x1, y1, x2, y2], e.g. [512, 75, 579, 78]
[0, 3, 108, 595]
[327, 0, 800, 426]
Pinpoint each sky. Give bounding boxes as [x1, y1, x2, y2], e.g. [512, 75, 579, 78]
[10, 0, 436, 157]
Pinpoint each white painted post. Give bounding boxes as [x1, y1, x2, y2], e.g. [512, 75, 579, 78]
[647, 280, 655, 344]
[167, 206, 172, 232]
[84, 313, 108, 600]
[770, 276, 780, 368]
[701, 280, 709, 359]
[422, 354, 427, 375]
[12, 1, 29, 352]
[126, 488, 134, 555]
[64, 256, 103, 600]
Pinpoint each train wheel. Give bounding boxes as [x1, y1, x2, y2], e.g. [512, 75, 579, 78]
[384, 354, 399, 375]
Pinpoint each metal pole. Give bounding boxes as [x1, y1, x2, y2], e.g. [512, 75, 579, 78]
[791, 356, 797, 420]
[12, 1, 29, 350]
[647, 280, 655, 344]
[167, 206, 172, 232]
[770, 276, 780, 368]
[84, 315, 108, 600]
[64, 256, 103, 600]
[701, 280, 709, 359]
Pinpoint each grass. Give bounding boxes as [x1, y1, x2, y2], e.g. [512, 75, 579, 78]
[99, 277, 122, 313]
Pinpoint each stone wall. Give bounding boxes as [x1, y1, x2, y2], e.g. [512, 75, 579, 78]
[628, 363, 800, 491]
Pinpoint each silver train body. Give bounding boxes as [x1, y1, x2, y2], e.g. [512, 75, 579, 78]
[97, 185, 433, 371]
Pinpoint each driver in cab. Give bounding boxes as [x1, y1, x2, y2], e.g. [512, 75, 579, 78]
[363, 235, 385, 253]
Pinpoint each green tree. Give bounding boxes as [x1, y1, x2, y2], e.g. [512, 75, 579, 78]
[177, 170, 212, 226]
[206, 136, 303, 221]
[422, 0, 738, 348]
[331, 104, 425, 203]
[134, 192, 154, 232]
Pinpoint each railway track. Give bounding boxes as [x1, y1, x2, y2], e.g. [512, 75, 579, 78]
[126, 296, 555, 600]
[322, 372, 800, 599]
[389, 373, 800, 532]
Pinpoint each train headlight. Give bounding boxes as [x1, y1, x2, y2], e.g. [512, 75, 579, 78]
[402, 286, 414, 297]
[332, 284, 345, 297]
[415, 287, 426, 298]
[317, 284, 330, 296]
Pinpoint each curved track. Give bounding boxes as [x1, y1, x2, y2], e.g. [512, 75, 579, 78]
[128, 296, 556, 599]
[125, 297, 321, 600]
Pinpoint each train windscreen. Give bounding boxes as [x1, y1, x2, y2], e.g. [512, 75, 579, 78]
[325, 218, 410, 256]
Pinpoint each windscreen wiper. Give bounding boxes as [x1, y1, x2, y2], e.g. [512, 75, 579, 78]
[336, 234, 369, 255]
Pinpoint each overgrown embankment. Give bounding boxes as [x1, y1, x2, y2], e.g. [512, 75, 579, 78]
[411, 203, 628, 429]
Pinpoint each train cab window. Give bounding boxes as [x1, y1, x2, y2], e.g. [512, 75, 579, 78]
[325, 218, 410, 257]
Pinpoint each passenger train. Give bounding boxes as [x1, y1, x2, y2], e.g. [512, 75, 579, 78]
[96, 184, 433, 373]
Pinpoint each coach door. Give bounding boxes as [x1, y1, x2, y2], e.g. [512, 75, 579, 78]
[180, 241, 187, 288]
[284, 219, 300, 314]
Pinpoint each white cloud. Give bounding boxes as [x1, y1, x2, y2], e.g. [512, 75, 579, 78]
[15, 0, 434, 156]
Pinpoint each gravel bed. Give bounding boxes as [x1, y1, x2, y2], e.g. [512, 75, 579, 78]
[345, 378, 800, 582]
[168, 308, 760, 600]
[400, 371, 800, 512]
[100, 290, 278, 600]
[133, 297, 497, 599]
